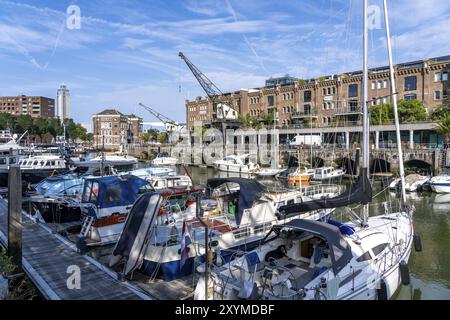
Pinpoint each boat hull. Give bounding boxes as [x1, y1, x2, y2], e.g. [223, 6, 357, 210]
[430, 183, 450, 193]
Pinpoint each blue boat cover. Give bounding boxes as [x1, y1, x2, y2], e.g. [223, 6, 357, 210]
[82, 175, 152, 208]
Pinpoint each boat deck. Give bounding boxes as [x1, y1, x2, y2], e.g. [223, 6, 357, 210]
[0, 199, 153, 300]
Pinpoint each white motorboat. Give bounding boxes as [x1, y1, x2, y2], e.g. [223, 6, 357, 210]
[121, 167, 176, 179]
[429, 175, 450, 193]
[390, 174, 429, 192]
[313, 167, 345, 181]
[255, 168, 285, 177]
[0, 139, 21, 187]
[151, 152, 179, 166]
[18, 154, 70, 184]
[213, 154, 259, 174]
[149, 175, 192, 190]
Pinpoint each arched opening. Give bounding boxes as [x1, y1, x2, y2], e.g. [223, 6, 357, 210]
[244, 136, 250, 154]
[311, 157, 324, 168]
[371, 158, 391, 174]
[336, 157, 357, 176]
[404, 159, 432, 174]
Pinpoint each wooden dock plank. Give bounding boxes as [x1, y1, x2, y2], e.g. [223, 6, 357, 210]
[0, 199, 153, 300]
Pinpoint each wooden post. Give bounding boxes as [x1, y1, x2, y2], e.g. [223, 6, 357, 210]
[8, 165, 22, 273]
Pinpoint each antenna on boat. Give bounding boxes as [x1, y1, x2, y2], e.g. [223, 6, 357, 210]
[383, 0, 406, 204]
[361, 0, 370, 226]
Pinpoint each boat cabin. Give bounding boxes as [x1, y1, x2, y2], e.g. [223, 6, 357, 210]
[18, 156, 66, 170]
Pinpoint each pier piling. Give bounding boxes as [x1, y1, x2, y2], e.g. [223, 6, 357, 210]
[7, 165, 22, 274]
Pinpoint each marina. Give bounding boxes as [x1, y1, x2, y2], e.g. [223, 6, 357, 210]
[0, 0, 449, 306]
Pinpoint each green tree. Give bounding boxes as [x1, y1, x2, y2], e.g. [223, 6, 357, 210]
[147, 128, 159, 142]
[157, 132, 168, 144]
[140, 132, 150, 143]
[0, 113, 14, 131]
[240, 113, 258, 128]
[47, 118, 63, 140]
[397, 99, 427, 123]
[86, 132, 94, 143]
[14, 114, 33, 133]
[435, 114, 450, 145]
[33, 118, 49, 140]
[431, 96, 450, 120]
[370, 103, 393, 125]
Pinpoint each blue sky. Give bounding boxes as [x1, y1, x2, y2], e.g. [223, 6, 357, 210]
[0, 0, 449, 131]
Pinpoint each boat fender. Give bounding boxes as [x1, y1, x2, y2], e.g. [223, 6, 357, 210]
[414, 234, 422, 252]
[399, 260, 410, 286]
[376, 278, 388, 300]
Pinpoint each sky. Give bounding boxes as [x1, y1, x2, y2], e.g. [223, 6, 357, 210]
[0, 0, 449, 131]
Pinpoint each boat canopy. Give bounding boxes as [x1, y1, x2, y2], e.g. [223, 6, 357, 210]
[206, 178, 266, 226]
[277, 169, 372, 220]
[271, 219, 353, 275]
[81, 175, 153, 209]
[35, 174, 84, 196]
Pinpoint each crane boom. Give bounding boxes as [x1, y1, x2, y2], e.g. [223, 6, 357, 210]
[139, 103, 186, 133]
[179, 52, 238, 119]
[139, 103, 176, 125]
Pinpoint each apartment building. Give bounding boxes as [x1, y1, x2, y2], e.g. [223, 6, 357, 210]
[92, 109, 143, 151]
[0, 95, 55, 118]
[185, 56, 450, 130]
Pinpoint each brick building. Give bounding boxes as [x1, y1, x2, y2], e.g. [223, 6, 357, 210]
[92, 109, 143, 151]
[0, 95, 55, 118]
[185, 55, 450, 130]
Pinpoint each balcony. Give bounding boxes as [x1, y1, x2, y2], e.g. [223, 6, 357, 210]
[291, 111, 318, 119]
[334, 106, 362, 115]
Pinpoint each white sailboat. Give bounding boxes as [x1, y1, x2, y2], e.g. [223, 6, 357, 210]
[199, 0, 416, 300]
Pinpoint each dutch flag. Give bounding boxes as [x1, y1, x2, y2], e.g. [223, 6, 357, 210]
[180, 220, 191, 269]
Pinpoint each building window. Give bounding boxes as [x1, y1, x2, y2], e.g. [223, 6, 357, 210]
[435, 72, 442, 82]
[323, 88, 326, 95]
[304, 104, 311, 115]
[435, 90, 441, 100]
[404, 93, 417, 100]
[377, 81, 382, 89]
[383, 80, 388, 89]
[327, 88, 331, 95]
[267, 95, 274, 106]
[332, 87, 336, 94]
[348, 84, 358, 97]
[383, 97, 388, 104]
[349, 100, 358, 111]
[304, 90, 312, 102]
[404, 76, 417, 91]
[371, 81, 376, 90]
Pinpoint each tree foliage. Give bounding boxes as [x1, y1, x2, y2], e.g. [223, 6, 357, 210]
[157, 132, 169, 144]
[140, 132, 150, 143]
[397, 99, 427, 123]
[435, 114, 450, 143]
[370, 99, 427, 124]
[370, 103, 393, 125]
[0, 114, 90, 142]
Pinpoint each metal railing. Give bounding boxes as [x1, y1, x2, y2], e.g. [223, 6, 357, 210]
[291, 111, 318, 119]
[303, 184, 344, 198]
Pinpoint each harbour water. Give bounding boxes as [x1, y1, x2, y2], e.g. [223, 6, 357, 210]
[180, 165, 450, 300]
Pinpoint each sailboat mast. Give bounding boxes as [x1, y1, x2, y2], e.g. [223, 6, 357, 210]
[383, 0, 406, 203]
[362, 0, 370, 225]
